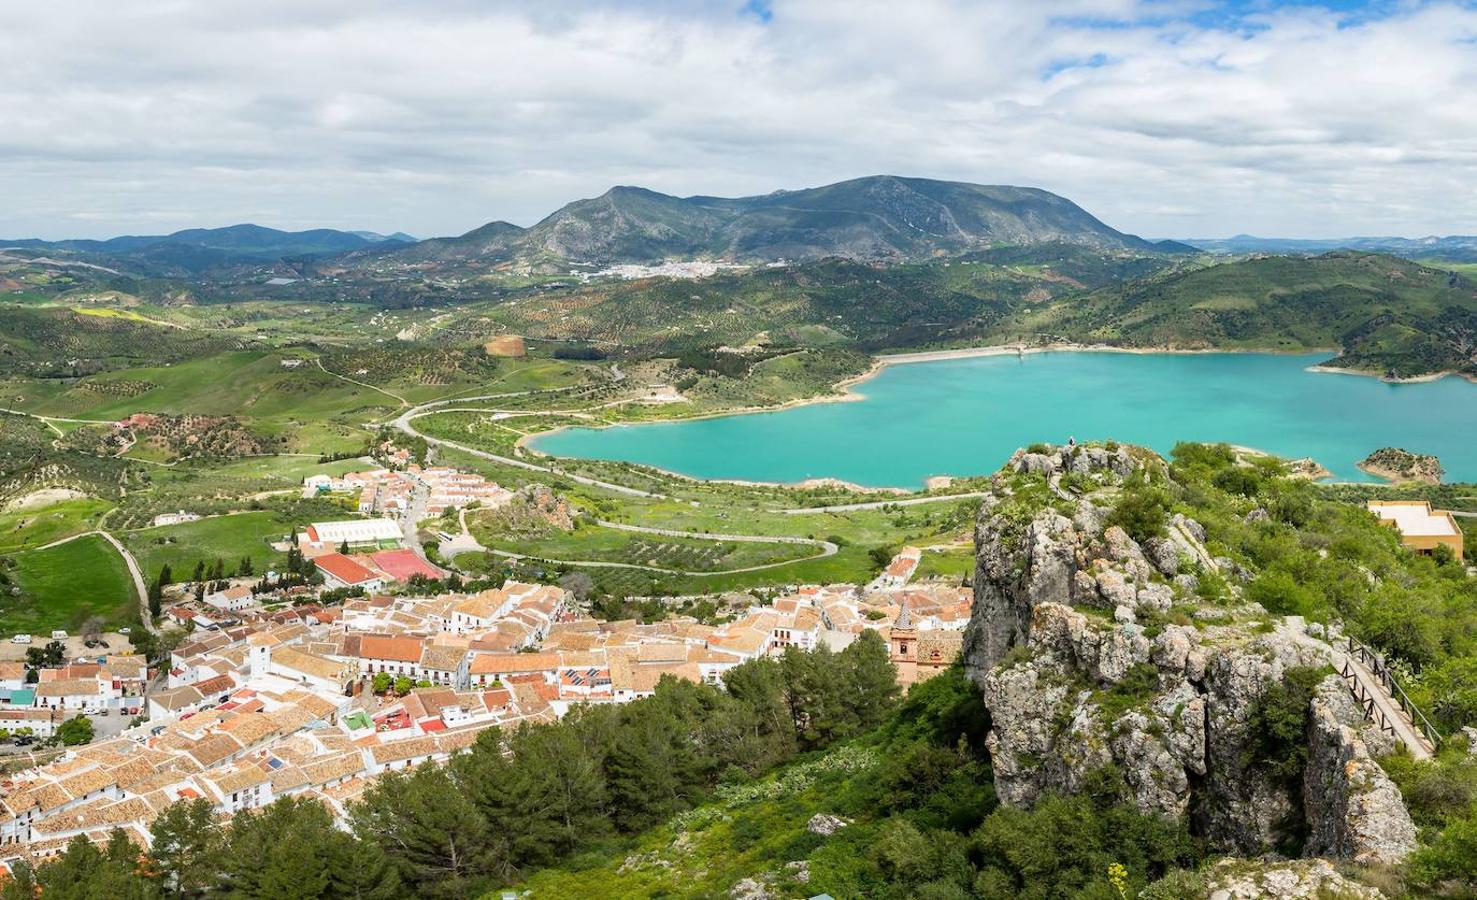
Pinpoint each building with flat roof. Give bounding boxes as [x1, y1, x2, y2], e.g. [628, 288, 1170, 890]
[1367, 500, 1464, 560]
[301, 520, 402, 554]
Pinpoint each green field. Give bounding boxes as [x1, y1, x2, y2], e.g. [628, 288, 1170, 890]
[0, 497, 113, 552]
[0, 535, 136, 634]
[469, 519, 819, 573]
[124, 510, 296, 583]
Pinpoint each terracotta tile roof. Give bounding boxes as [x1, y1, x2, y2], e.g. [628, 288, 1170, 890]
[358, 634, 424, 663]
[35, 678, 105, 697]
[184, 733, 243, 768]
[208, 764, 271, 795]
[269, 765, 310, 792]
[468, 652, 559, 675]
[193, 673, 237, 696]
[272, 647, 351, 683]
[303, 753, 366, 786]
[314, 553, 380, 586]
[419, 646, 467, 672]
[370, 736, 438, 765]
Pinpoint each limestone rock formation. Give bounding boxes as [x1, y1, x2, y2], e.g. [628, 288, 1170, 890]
[964, 442, 1418, 865]
[1203, 857, 1384, 898]
[805, 813, 850, 836]
[1303, 677, 1418, 864]
[481, 483, 576, 536]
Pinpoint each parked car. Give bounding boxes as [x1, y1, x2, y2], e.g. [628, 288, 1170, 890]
[50, 630, 68, 640]
[118, 627, 131, 635]
[10, 634, 31, 645]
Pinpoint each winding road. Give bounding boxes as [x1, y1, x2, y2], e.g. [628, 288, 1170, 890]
[392, 395, 666, 499]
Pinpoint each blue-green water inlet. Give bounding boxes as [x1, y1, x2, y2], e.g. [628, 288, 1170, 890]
[531, 352, 1477, 488]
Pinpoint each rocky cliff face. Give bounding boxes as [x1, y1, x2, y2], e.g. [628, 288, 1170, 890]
[1303, 676, 1417, 864]
[963, 443, 1418, 864]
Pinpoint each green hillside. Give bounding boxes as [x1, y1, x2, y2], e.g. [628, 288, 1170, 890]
[1030, 252, 1477, 378]
[481, 251, 1178, 352]
[0, 306, 242, 377]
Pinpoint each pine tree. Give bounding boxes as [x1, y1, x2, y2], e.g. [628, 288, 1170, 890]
[843, 629, 902, 731]
[222, 797, 337, 898]
[148, 797, 222, 899]
[348, 766, 492, 896]
[34, 835, 103, 897]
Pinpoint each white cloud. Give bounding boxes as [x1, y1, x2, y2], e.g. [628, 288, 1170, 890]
[1, 0, 1475, 239]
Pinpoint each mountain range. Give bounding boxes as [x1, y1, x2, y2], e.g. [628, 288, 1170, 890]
[358, 176, 1190, 271]
[1182, 233, 1477, 262]
[0, 224, 414, 276]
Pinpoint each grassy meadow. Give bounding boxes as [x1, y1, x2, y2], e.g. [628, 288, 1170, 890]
[0, 535, 136, 635]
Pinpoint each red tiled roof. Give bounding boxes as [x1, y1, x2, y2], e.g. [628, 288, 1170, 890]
[469, 652, 559, 675]
[358, 634, 424, 663]
[314, 553, 379, 586]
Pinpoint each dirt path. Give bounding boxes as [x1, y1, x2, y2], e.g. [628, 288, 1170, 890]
[314, 359, 410, 408]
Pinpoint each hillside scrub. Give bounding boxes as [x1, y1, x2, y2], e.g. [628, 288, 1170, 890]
[1168, 442, 1477, 734]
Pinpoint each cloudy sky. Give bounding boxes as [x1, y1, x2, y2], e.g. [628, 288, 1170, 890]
[3, 0, 1475, 240]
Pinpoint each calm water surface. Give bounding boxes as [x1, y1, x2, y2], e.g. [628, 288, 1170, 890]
[531, 352, 1477, 488]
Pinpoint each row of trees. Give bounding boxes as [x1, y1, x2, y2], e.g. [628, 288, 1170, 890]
[4, 635, 900, 899]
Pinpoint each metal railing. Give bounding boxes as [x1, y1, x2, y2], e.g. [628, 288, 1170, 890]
[1339, 637, 1442, 749]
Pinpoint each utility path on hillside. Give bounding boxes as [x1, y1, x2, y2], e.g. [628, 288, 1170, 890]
[314, 359, 410, 409]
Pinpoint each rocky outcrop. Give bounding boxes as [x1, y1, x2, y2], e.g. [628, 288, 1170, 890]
[1303, 677, 1417, 864]
[805, 813, 849, 836]
[966, 445, 1151, 677]
[966, 502, 1080, 675]
[964, 443, 1418, 863]
[1358, 447, 1443, 484]
[482, 483, 576, 536]
[1203, 857, 1384, 899]
[1197, 626, 1330, 853]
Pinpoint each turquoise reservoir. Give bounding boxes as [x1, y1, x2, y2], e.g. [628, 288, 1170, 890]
[530, 352, 1477, 489]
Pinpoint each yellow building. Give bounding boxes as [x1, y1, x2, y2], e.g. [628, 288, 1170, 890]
[1367, 500, 1464, 561]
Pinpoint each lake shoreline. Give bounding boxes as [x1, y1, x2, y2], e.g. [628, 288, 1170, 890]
[520, 344, 1413, 492]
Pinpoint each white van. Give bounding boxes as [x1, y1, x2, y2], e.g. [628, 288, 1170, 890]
[11, 634, 31, 645]
[50, 630, 68, 640]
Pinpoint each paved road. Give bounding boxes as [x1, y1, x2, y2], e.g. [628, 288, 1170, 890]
[392, 378, 994, 514]
[393, 402, 666, 499]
